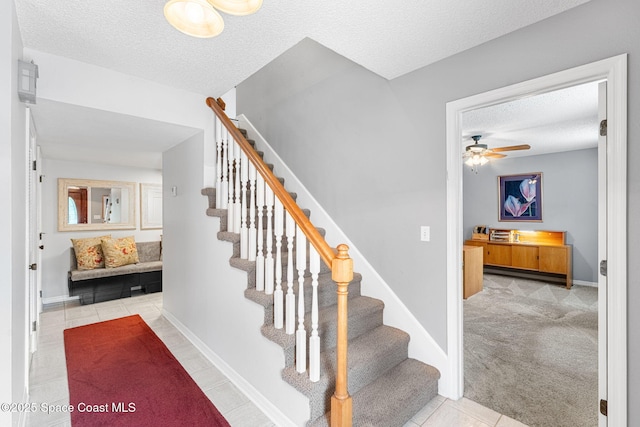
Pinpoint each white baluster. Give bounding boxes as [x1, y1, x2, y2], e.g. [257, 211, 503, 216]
[248, 163, 257, 262]
[227, 135, 235, 232]
[255, 175, 265, 292]
[220, 127, 229, 209]
[285, 211, 296, 334]
[273, 198, 284, 329]
[233, 140, 241, 234]
[264, 186, 274, 295]
[215, 117, 222, 208]
[309, 245, 321, 382]
[240, 150, 249, 259]
[296, 225, 307, 373]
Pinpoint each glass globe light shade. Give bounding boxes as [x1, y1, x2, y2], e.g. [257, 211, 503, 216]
[164, 0, 224, 38]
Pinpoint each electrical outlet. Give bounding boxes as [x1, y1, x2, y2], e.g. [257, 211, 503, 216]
[420, 226, 430, 242]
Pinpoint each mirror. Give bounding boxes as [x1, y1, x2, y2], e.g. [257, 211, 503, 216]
[140, 183, 162, 230]
[58, 178, 136, 232]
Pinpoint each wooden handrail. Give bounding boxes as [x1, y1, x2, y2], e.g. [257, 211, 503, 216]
[206, 97, 353, 426]
[206, 97, 336, 269]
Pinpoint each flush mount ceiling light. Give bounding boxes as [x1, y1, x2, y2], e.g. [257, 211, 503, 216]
[208, 0, 262, 16]
[164, 0, 261, 38]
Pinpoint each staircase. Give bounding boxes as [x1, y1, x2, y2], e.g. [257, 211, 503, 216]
[201, 99, 440, 426]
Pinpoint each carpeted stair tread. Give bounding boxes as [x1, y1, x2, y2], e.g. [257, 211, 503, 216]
[310, 358, 440, 427]
[282, 325, 411, 422]
[261, 295, 384, 360]
[260, 295, 385, 369]
[201, 127, 440, 426]
[244, 272, 363, 308]
[245, 273, 363, 326]
[226, 244, 332, 277]
[203, 189, 298, 212]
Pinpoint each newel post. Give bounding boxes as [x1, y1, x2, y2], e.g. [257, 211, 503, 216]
[331, 244, 353, 427]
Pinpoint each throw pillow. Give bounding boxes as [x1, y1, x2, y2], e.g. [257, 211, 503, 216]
[101, 236, 139, 268]
[71, 235, 111, 270]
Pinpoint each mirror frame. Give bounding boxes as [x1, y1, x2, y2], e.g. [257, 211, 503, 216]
[58, 178, 137, 232]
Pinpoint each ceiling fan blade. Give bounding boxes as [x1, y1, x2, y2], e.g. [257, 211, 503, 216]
[484, 152, 506, 159]
[491, 144, 531, 152]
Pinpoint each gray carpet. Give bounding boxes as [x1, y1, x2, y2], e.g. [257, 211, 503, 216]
[203, 172, 440, 426]
[464, 274, 598, 427]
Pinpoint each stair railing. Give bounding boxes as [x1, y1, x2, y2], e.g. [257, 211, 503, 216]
[206, 97, 353, 427]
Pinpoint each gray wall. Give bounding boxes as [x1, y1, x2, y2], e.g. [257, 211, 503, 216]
[162, 134, 310, 424]
[463, 149, 598, 283]
[237, 0, 639, 421]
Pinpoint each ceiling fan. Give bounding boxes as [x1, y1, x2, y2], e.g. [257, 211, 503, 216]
[463, 135, 530, 170]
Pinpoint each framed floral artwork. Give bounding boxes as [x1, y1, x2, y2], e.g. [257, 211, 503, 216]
[498, 173, 542, 222]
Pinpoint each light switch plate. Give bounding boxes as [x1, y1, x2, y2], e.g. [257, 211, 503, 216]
[421, 226, 430, 242]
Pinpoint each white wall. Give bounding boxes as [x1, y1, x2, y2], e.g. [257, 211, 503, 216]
[22, 49, 217, 186]
[41, 159, 162, 302]
[463, 149, 598, 283]
[19, 50, 218, 302]
[2, 1, 28, 425]
[162, 135, 309, 426]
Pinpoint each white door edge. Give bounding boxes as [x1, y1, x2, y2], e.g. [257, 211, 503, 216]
[597, 80, 608, 427]
[444, 54, 627, 427]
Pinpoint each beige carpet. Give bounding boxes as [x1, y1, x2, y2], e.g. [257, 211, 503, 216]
[464, 274, 598, 427]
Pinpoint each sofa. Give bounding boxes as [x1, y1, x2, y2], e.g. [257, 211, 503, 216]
[68, 240, 162, 305]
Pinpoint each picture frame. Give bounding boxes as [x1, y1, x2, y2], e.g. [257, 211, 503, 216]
[140, 183, 163, 230]
[498, 173, 542, 222]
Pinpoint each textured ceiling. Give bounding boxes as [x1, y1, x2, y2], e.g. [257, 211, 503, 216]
[462, 81, 600, 159]
[14, 0, 592, 97]
[14, 0, 595, 168]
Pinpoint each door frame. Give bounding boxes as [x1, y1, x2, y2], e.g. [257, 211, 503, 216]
[445, 54, 627, 425]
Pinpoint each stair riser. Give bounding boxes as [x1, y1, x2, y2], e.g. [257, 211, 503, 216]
[304, 336, 410, 422]
[260, 297, 384, 368]
[228, 252, 332, 276]
[312, 305, 383, 353]
[202, 126, 439, 427]
[217, 230, 326, 264]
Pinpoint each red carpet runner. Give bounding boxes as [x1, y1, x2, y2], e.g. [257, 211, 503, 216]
[64, 315, 230, 426]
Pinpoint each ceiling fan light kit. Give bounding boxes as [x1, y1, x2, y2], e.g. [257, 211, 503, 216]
[164, 0, 261, 38]
[463, 134, 530, 173]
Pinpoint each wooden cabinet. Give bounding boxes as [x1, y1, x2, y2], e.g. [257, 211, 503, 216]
[463, 245, 483, 299]
[464, 229, 572, 288]
[512, 245, 539, 270]
[539, 246, 570, 274]
[486, 243, 512, 267]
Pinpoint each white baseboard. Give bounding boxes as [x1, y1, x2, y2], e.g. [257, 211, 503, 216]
[161, 309, 297, 427]
[42, 295, 79, 305]
[573, 279, 598, 287]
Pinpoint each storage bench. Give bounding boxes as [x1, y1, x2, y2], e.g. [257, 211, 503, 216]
[68, 241, 162, 305]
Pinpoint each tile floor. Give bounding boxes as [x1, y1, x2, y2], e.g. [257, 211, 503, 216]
[27, 292, 528, 427]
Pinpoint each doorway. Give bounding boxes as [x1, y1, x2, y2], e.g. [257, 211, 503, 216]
[445, 54, 627, 427]
[461, 81, 600, 426]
